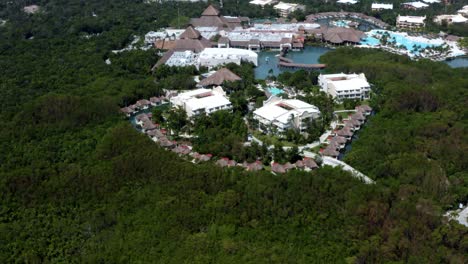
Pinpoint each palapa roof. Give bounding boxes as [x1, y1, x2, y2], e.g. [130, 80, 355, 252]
[271, 163, 286, 174]
[356, 105, 372, 112]
[180, 26, 202, 39]
[246, 161, 263, 171]
[330, 136, 347, 144]
[323, 27, 364, 44]
[146, 129, 164, 138]
[201, 5, 220, 16]
[322, 146, 340, 157]
[337, 127, 353, 137]
[120, 107, 133, 114]
[198, 68, 242, 86]
[303, 158, 318, 169]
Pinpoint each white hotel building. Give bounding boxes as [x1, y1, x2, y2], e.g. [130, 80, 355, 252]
[253, 97, 321, 133]
[170, 87, 232, 117]
[318, 73, 371, 101]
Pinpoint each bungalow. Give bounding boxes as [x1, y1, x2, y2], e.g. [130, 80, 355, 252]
[150, 97, 162, 106]
[322, 146, 340, 158]
[336, 127, 353, 140]
[136, 113, 150, 126]
[159, 137, 175, 148]
[356, 105, 372, 115]
[192, 152, 213, 162]
[147, 129, 165, 141]
[302, 157, 318, 170]
[244, 160, 264, 171]
[351, 112, 366, 124]
[271, 163, 287, 174]
[172, 145, 192, 155]
[345, 118, 361, 131]
[120, 107, 135, 117]
[330, 136, 347, 149]
[136, 99, 151, 110]
[141, 120, 157, 133]
[216, 157, 237, 167]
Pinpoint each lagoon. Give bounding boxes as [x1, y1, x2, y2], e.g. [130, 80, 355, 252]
[254, 46, 331, 79]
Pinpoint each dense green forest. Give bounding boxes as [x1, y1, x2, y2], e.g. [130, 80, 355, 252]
[0, 0, 467, 263]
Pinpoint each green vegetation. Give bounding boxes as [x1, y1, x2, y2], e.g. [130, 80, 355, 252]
[0, 0, 467, 263]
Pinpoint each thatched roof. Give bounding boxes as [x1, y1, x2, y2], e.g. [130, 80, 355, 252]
[201, 5, 220, 16]
[180, 26, 202, 40]
[323, 27, 364, 44]
[271, 163, 286, 174]
[198, 68, 242, 86]
[322, 146, 340, 157]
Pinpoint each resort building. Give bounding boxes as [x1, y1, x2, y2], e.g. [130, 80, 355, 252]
[190, 5, 249, 30]
[249, 0, 278, 7]
[273, 2, 305, 17]
[337, 0, 358, 5]
[318, 73, 371, 101]
[23, 5, 40, 14]
[253, 96, 321, 133]
[401, 1, 429, 9]
[170, 87, 232, 117]
[396, 15, 426, 29]
[198, 48, 258, 67]
[434, 14, 468, 25]
[457, 6, 468, 17]
[371, 3, 393, 11]
[321, 27, 365, 45]
[198, 68, 242, 87]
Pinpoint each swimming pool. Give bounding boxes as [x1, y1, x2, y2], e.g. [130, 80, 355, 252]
[268, 87, 283, 95]
[360, 30, 444, 55]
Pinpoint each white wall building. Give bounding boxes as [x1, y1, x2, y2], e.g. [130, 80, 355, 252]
[253, 97, 321, 133]
[170, 87, 232, 117]
[273, 2, 305, 17]
[318, 73, 371, 101]
[249, 0, 278, 7]
[337, 0, 358, 4]
[434, 14, 468, 25]
[402, 1, 429, 9]
[371, 3, 393, 11]
[198, 48, 258, 67]
[396, 15, 426, 29]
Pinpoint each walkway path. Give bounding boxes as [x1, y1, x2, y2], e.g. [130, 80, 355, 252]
[446, 206, 468, 227]
[322, 157, 375, 184]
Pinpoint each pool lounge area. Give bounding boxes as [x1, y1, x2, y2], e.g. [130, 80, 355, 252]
[267, 87, 284, 95]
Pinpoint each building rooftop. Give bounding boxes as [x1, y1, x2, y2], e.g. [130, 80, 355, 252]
[198, 68, 242, 86]
[254, 98, 320, 125]
[397, 15, 426, 24]
[371, 3, 393, 9]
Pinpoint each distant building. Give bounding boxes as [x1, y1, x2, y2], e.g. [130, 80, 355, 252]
[249, 0, 278, 7]
[170, 87, 232, 117]
[318, 73, 371, 101]
[273, 2, 305, 18]
[198, 48, 258, 67]
[434, 14, 468, 25]
[321, 27, 365, 44]
[23, 5, 40, 14]
[190, 5, 248, 30]
[337, 0, 358, 4]
[457, 6, 468, 17]
[198, 68, 242, 87]
[401, 1, 429, 9]
[253, 97, 321, 133]
[396, 15, 426, 29]
[371, 3, 393, 11]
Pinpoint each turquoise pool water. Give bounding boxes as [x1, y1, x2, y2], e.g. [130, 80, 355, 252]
[268, 87, 283, 95]
[361, 30, 441, 55]
[255, 46, 330, 79]
[333, 20, 349, 28]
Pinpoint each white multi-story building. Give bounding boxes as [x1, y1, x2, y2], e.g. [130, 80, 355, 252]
[371, 3, 393, 11]
[170, 87, 232, 117]
[253, 97, 321, 133]
[396, 15, 426, 29]
[249, 0, 278, 7]
[273, 2, 305, 17]
[198, 48, 258, 67]
[318, 73, 371, 101]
